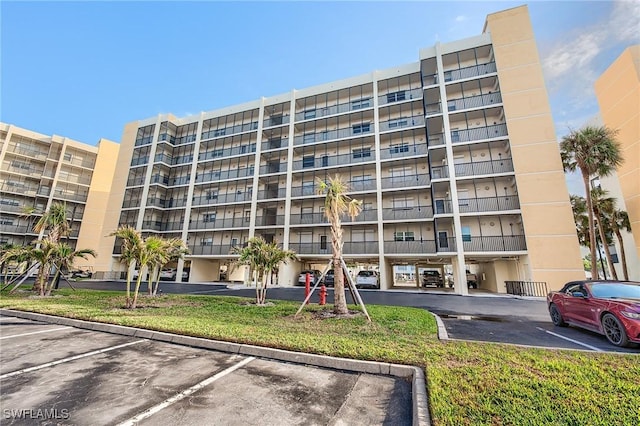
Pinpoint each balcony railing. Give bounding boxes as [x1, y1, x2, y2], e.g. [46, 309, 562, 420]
[261, 138, 286, 151]
[379, 115, 425, 133]
[195, 167, 254, 183]
[263, 115, 290, 128]
[378, 88, 423, 106]
[199, 144, 256, 162]
[343, 208, 378, 223]
[122, 199, 141, 209]
[189, 218, 250, 230]
[141, 220, 184, 232]
[452, 123, 507, 144]
[293, 151, 375, 171]
[380, 174, 430, 190]
[290, 212, 326, 225]
[135, 136, 153, 147]
[288, 241, 379, 255]
[447, 92, 502, 112]
[7, 145, 49, 160]
[259, 163, 287, 174]
[444, 62, 497, 82]
[379, 143, 428, 160]
[431, 158, 514, 179]
[254, 215, 285, 226]
[384, 240, 437, 254]
[257, 188, 286, 200]
[348, 179, 377, 192]
[294, 97, 373, 122]
[462, 235, 527, 252]
[424, 102, 442, 117]
[0, 203, 25, 213]
[290, 184, 319, 197]
[382, 206, 434, 220]
[294, 124, 373, 146]
[458, 196, 520, 213]
[0, 224, 31, 234]
[190, 244, 238, 256]
[52, 191, 87, 203]
[170, 176, 191, 186]
[131, 156, 149, 166]
[192, 192, 252, 206]
[201, 122, 259, 141]
[427, 133, 445, 147]
[437, 237, 457, 252]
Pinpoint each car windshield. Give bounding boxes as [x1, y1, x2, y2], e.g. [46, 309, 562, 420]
[589, 283, 640, 299]
[359, 271, 374, 277]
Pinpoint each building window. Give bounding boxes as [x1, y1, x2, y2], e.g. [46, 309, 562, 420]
[462, 226, 471, 242]
[320, 235, 327, 250]
[304, 109, 316, 119]
[351, 98, 370, 110]
[213, 129, 226, 137]
[206, 191, 218, 200]
[302, 181, 315, 195]
[63, 153, 73, 162]
[392, 197, 414, 210]
[352, 147, 371, 159]
[203, 213, 217, 223]
[201, 237, 213, 246]
[388, 118, 409, 129]
[213, 149, 224, 158]
[352, 123, 371, 134]
[0, 217, 13, 225]
[394, 231, 415, 241]
[390, 144, 409, 154]
[386, 91, 406, 103]
[303, 133, 315, 143]
[302, 156, 315, 168]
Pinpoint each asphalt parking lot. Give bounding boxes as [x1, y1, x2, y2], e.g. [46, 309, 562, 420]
[0, 315, 413, 425]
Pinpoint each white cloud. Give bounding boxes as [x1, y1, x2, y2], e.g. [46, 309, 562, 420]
[455, 15, 467, 23]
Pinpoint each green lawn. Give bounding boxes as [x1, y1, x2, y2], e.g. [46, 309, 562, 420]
[1, 289, 638, 425]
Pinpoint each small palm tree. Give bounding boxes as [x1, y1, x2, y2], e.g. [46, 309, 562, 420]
[598, 196, 632, 280]
[110, 225, 143, 308]
[46, 243, 96, 296]
[149, 237, 189, 295]
[591, 187, 617, 279]
[561, 126, 623, 279]
[130, 236, 166, 309]
[317, 175, 362, 315]
[35, 202, 71, 244]
[570, 195, 590, 248]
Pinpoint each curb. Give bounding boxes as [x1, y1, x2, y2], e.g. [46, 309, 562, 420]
[431, 313, 449, 340]
[1, 308, 431, 425]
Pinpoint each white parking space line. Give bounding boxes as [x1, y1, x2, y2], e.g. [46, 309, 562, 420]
[186, 289, 230, 294]
[0, 340, 146, 379]
[536, 327, 603, 352]
[0, 327, 71, 340]
[117, 356, 255, 426]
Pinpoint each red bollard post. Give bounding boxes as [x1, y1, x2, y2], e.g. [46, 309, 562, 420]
[305, 272, 310, 304]
[319, 284, 327, 306]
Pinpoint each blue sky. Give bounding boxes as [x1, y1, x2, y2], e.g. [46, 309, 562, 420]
[2, 1, 639, 194]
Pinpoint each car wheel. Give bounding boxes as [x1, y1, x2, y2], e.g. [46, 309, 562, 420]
[549, 304, 567, 327]
[601, 313, 629, 347]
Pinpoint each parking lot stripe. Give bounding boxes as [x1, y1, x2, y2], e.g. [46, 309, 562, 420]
[0, 327, 71, 340]
[0, 340, 146, 379]
[536, 327, 603, 352]
[117, 356, 256, 426]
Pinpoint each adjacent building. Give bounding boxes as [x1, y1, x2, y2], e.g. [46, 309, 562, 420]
[93, 5, 583, 294]
[594, 45, 640, 280]
[0, 123, 119, 272]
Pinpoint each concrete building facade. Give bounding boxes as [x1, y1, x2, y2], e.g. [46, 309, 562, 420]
[97, 5, 583, 293]
[0, 123, 119, 272]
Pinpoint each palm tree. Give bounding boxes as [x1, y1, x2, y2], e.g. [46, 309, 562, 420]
[46, 243, 96, 296]
[150, 237, 189, 295]
[561, 126, 623, 279]
[1, 244, 35, 290]
[570, 195, 590, 248]
[598, 196, 632, 280]
[142, 236, 170, 296]
[591, 187, 617, 279]
[130, 236, 166, 309]
[34, 202, 71, 244]
[110, 225, 143, 308]
[317, 175, 362, 315]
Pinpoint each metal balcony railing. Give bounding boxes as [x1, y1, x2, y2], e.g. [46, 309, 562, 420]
[427, 133, 445, 147]
[382, 206, 434, 220]
[378, 88, 423, 106]
[7, 145, 49, 160]
[0, 224, 31, 234]
[379, 142, 428, 160]
[190, 244, 238, 256]
[195, 168, 254, 183]
[452, 123, 508, 144]
[122, 199, 140, 208]
[189, 218, 249, 230]
[343, 208, 378, 223]
[293, 151, 375, 171]
[384, 240, 437, 254]
[192, 192, 252, 206]
[261, 138, 286, 151]
[447, 92, 502, 112]
[458, 196, 520, 213]
[348, 179, 377, 192]
[444, 62, 497, 82]
[506, 281, 548, 297]
[263, 115, 290, 128]
[131, 156, 149, 166]
[201, 122, 259, 141]
[254, 215, 285, 226]
[290, 185, 319, 197]
[380, 174, 430, 190]
[462, 235, 527, 252]
[288, 241, 379, 255]
[294, 124, 373, 146]
[424, 102, 442, 117]
[199, 144, 256, 162]
[379, 115, 425, 133]
[257, 188, 286, 200]
[437, 237, 457, 252]
[259, 163, 287, 174]
[289, 212, 326, 225]
[52, 191, 87, 203]
[294, 97, 373, 122]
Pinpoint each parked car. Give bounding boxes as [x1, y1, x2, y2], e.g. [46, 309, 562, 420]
[355, 270, 379, 289]
[297, 270, 322, 286]
[323, 269, 335, 287]
[466, 270, 478, 289]
[160, 269, 178, 280]
[422, 270, 444, 287]
[68, 269, 92, 279]
[547, 280, 640, 347]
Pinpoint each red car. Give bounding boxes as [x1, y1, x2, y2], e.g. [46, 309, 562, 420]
[547, 280, 640, 347]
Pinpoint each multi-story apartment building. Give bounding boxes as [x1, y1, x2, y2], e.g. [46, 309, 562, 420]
[594, 45, 640, 280]
[97, 5, 584, 293]
[0, 123, 119, 270]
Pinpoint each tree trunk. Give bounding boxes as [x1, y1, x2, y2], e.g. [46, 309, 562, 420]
[614, 228, 629, 281]
[596, 218, 617, 280]
[131, 275, 144, 309]
[583, 173, 598, 279]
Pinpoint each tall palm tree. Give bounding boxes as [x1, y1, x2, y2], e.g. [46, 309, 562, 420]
[34, 202, 71, 244]
[569, 195, 590, 248]
[598, 196, 632, 280]
[110, 225, 143, 308]
[591, 187, 617, 279]
[317, 175, 362, 315]
[561, 126, 623, 279]
[46, 243, 96, 296]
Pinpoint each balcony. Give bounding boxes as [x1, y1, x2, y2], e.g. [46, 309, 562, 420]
[294, 124, 373, 146]
[424, 102, 442, 117]
[378, 88, 423, 106]
[135, 136, 153, 147]
[458, 196, 520, 213]
[348, 179, 377, 192]
[431, 158, 514, 179]
[447, 92, 502, 112]
[290, 212, 326, 225]
[122, 199, 141, 209]
[257, 188, 286, 200]
[343, 208, 378, 223]
[261, 138, 287, 151]
[170, 176, 191, 186]
[201, 122, 259, 141]
[379, 143, 428, 160]
[131, 156, 149, 166]
[195, 168, 254, 183]
[294, 98, 373, 122]
[263, 115, 290, 128]
[380, 174, 430, 190]
[0, 202, 24, 213]
[290, 184, 319, 197]
[192, 192, 252, 206]
[199, 144, 256, 162]
[189, 218, 249, 230]
[1, 183, 40, 196]
[293, 151, 375, 171]
[255, 215, 285, 226]
[384, 240, 436, 254]
[462, 235, 527, 252]
[0, 224, 31, 234]
[379, 115, 425, 133]
[437, 237, 457, 252]
[382, 206, 434, 221]
[427, 133, 445, 147]
[141, 220, 184, 232]
[451, 123, 507, 144]
[7, 145, 49, 160]
[52, 190, 87, 203]
[288, 241, 378, 255]
[259, 163, 287, 175]
[190, 244, 238, 256]
[444, 62, 497, 82]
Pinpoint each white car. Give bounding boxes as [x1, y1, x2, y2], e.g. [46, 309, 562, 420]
[355, 270, 379, 289]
